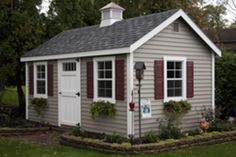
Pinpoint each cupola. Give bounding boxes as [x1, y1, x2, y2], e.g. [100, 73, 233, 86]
[99, 2, 125, 27]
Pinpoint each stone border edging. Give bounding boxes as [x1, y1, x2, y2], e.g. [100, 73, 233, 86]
[0, 127, 51, 136]
[60, 131, 236, 154]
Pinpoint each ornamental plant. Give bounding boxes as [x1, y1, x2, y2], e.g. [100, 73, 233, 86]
[30, 98, 47, 116]
[159, 100, 191, 139]
[90, 100, 116, 120]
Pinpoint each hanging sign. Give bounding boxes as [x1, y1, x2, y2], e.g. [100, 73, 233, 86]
[141, 98, 152, 118]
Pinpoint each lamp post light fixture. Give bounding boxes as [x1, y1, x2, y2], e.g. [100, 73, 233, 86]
[134, 62, 146, 143]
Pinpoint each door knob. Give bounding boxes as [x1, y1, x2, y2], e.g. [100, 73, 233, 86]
[76, 92, 80, 96]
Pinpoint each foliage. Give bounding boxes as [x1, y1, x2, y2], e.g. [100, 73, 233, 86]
[72, 123, 81, 137]
[142, 131, 159, 143]
[209, 119, 236, 132]
[0, 0, 46, 116]
[215, 50, 236, 119]
[104, 132, 127, 144]
[164, 100, 191, 114]
[90, 101, 116, 120]
[159, 118, 183, 140]
[0, 86, 25, 107]
[30, 98, 47, 116]
[159, 100, 191, 139]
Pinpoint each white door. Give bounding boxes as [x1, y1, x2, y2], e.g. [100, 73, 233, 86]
[59, 60, 81, 126]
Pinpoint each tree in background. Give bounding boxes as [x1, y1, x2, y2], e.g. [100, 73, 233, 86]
[215, 50, 236, 119]
[0, 0, 45, 116]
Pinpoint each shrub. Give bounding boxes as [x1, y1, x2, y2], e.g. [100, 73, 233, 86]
[159, 119, 183, 139]
[215, 50, 236, 119]
[30, 98, 47, 116]
[90, 101, 116, 120]
[72, 123, 81, 136]
[142, 131, 159, 143]
[104, 132, 127, 144]
[159, 100, 191, 140]
[209, 119, 236, 132]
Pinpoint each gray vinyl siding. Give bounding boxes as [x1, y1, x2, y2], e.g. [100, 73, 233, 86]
[80, 55, 127, 136]
[133, 18, 213, 136]
[28, 61, 58, 125]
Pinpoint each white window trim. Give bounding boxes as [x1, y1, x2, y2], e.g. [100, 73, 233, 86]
[93, 56, 116, 103]
[164, 56, 186, 102]
[34, 62, 48, 98]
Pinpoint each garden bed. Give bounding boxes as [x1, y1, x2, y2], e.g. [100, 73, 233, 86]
[60, 131, 236, 154]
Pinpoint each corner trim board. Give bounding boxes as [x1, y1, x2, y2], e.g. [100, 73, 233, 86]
[212, 52, 215, 112]
[25, 62, 29, 120]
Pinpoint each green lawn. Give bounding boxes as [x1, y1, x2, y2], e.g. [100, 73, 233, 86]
[0, 86, 25, 107]
[1, 137, 236, 157]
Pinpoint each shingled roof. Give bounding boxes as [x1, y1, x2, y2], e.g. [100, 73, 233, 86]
[23, 9, 179, 57]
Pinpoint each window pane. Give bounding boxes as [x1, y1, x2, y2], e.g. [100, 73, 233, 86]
[105, 80, 112, 89]
[175, 80, 182, 88]
[63, 62, 76, 71]
[98, 62, 104, 70]
[175, 88, 182, 96]
[105, 70, 112, 78]
[175, 62, 182, 69]
[167, 62, 174, 69]
[106, 89, 112, 97]
[167, 80, 174, 88]
[98, 70, 104, 78]
[105, 61, 112, 69]
[167, 70, 174, 78]
[167, 89, 174, 97]
[175, 71, 182, 78]
[98, 80, 105, 88]
[37, 80, 45, 94]
[98, 89, 105, 97]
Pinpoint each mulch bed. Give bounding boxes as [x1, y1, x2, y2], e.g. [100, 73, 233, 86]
[0, 127, 66, 145]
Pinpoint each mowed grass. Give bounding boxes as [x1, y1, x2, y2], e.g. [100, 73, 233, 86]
[1, 137, 236, 157]
[0, 86, 25, 107]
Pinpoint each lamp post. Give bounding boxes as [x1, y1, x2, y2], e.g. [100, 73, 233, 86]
[134, 62, 146, 143]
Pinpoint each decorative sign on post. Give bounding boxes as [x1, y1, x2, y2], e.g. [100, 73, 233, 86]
[141, 98, 151, 118]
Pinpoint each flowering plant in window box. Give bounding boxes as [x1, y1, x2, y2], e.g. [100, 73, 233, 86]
[30, 98, 47, 116]
[90, 100, 116, 120]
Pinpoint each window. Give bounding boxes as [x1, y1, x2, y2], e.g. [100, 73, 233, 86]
[164, 57, 186, 101]
[34, 62, 47, 98]
[63, 62, 76, 71]
[167, 61, 182, 97]
[94, 57, 115, 102]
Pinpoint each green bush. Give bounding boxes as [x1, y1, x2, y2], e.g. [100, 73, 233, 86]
[30, 98, 47, 116]
[72, 123, 81, 136]
[209, 119, 236, 132]
[142, 131, 159, 143]
[104, 132, 127, 144]
[164, 100, 191, 114]
[215, 50, 236, 118]
[159, 121, 183, 139]
[90, 101, 116, 120]
[159, 100, 191, 140]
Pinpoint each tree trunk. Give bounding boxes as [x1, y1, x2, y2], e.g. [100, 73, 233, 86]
[16, 62, 25, 118]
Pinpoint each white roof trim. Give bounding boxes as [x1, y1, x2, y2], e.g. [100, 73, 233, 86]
[130, 9, 222, 56]
[20, 47, 130, 62]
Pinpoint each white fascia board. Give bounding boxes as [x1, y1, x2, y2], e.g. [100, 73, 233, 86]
[21, 47, 130, 62]
[130, 9, 222, 57]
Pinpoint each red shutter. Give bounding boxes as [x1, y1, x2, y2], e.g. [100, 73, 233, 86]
[115, 60, 124, 100]
[28, 64, 34, 95]
[154, 60, 164, 99]
[87, 61, 94, 98]
[187, 61, 194, 98]
[47, 64, 54, 96]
